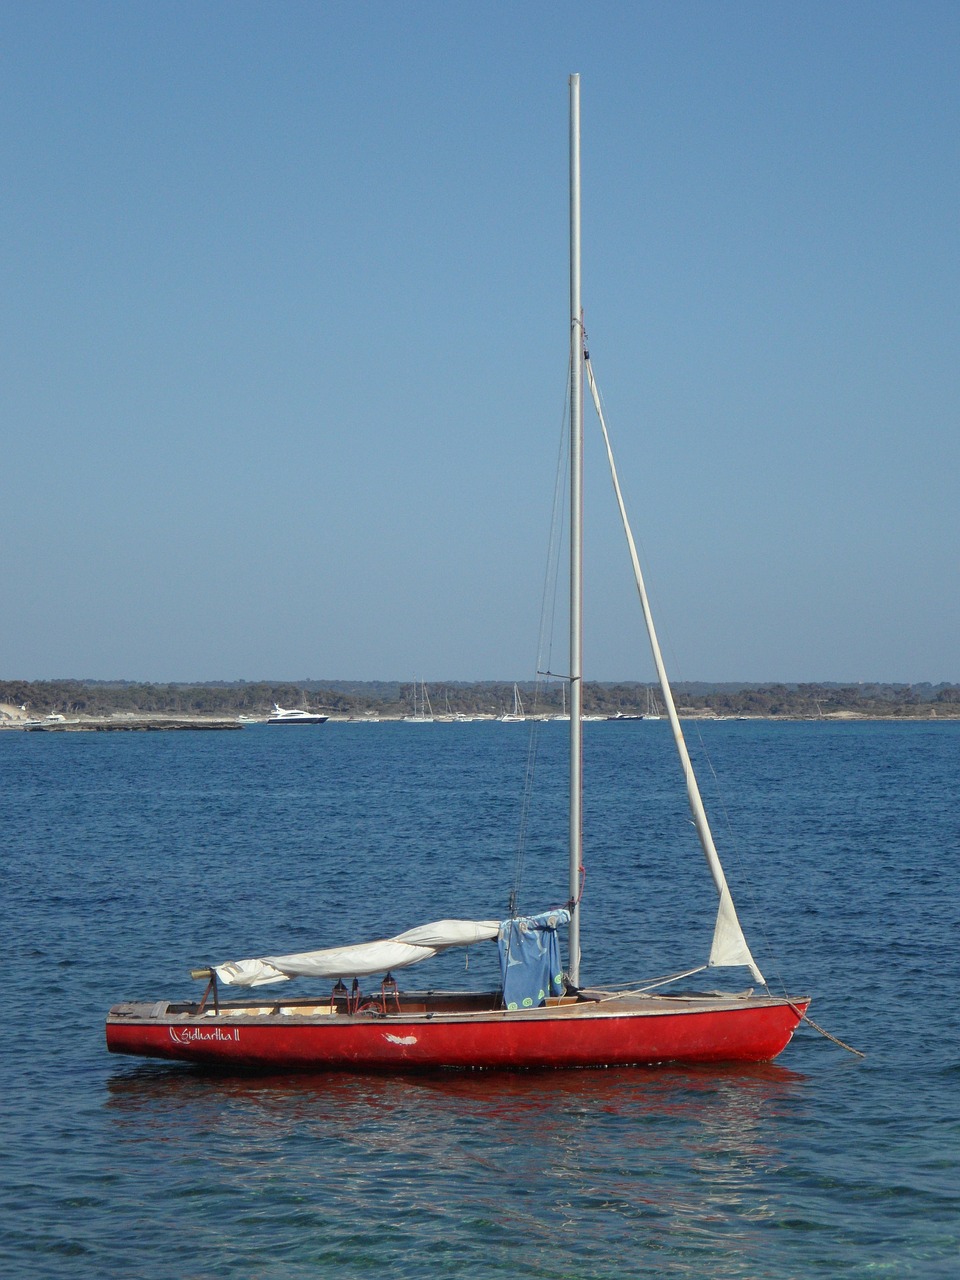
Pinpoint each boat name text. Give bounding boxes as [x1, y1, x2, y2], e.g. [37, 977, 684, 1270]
[169, 1026, 241, 1045]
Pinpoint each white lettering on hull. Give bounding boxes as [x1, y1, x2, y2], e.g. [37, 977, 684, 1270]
[169, 1026, 240, 1045]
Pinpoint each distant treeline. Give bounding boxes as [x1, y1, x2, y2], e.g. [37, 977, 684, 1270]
[3, 679, 960, 719]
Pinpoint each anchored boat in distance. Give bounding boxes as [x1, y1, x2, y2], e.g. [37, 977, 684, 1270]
[265, 704, 329, 725]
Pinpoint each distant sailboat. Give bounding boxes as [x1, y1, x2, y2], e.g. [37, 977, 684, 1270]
[642, 688, 662, 720]
[402, 681, 434, 723]
[498, 684, 526, 722]
[551, 684, 570, 721]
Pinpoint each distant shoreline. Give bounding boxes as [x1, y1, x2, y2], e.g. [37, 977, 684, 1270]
[4, 709, 958, 732]
[3, 679, 959, 727]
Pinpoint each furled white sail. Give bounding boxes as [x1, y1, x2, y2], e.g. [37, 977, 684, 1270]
[585, 355, 764, 984]
[214, 918, 501, 987]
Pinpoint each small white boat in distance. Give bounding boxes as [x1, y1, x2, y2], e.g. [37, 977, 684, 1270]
[641, 688, 662, 720]
[402, 681, 435, 723]
[266, 704, 329, 725]
[498, 684, 526, 722]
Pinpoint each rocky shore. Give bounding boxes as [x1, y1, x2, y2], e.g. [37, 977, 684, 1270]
[0, 708, 243, 732]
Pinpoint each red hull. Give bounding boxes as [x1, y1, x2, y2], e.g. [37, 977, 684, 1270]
[106, 994, 808, 1072]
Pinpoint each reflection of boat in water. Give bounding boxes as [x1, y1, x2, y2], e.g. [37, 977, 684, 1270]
[106, 1056, 805, 1123]
[104, 1058, 806, 1225]
[266, 705, 328, 725]
[105, 76, 808, 1074]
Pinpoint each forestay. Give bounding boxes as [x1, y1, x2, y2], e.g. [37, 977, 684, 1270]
[584, 353, 764, 984]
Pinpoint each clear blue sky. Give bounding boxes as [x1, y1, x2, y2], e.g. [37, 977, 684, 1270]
[2, 1, 957, 684]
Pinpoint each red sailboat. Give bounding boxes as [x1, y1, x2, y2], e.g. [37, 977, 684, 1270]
[106, 77, 808, 1072]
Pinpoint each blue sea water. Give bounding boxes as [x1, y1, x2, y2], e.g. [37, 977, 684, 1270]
[1, 719, 958, 1278]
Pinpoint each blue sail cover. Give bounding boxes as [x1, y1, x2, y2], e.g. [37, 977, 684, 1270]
[498, 910, 571, 1010]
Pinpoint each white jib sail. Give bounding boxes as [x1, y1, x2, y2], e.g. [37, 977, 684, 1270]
[585, 355, 764, 984]
[214, 919, 501, 988]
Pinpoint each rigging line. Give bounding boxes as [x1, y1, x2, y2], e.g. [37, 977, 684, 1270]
[583, 340, 687, 715]
[535, 358, 572, 687]
[511, 361, 573, 916]
[580, 332, 679, 687]
[567, 861, 585, 911]
[588, 349, 780, 990]
[510, 716, 542, 915]
[586, 348, 764, 984]
[620, 965, 709, 992]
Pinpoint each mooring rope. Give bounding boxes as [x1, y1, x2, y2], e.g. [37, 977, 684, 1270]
[791, 1005, 865, 1057]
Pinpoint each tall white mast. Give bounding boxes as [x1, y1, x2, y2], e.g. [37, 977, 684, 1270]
[568, 73, 583, 985]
